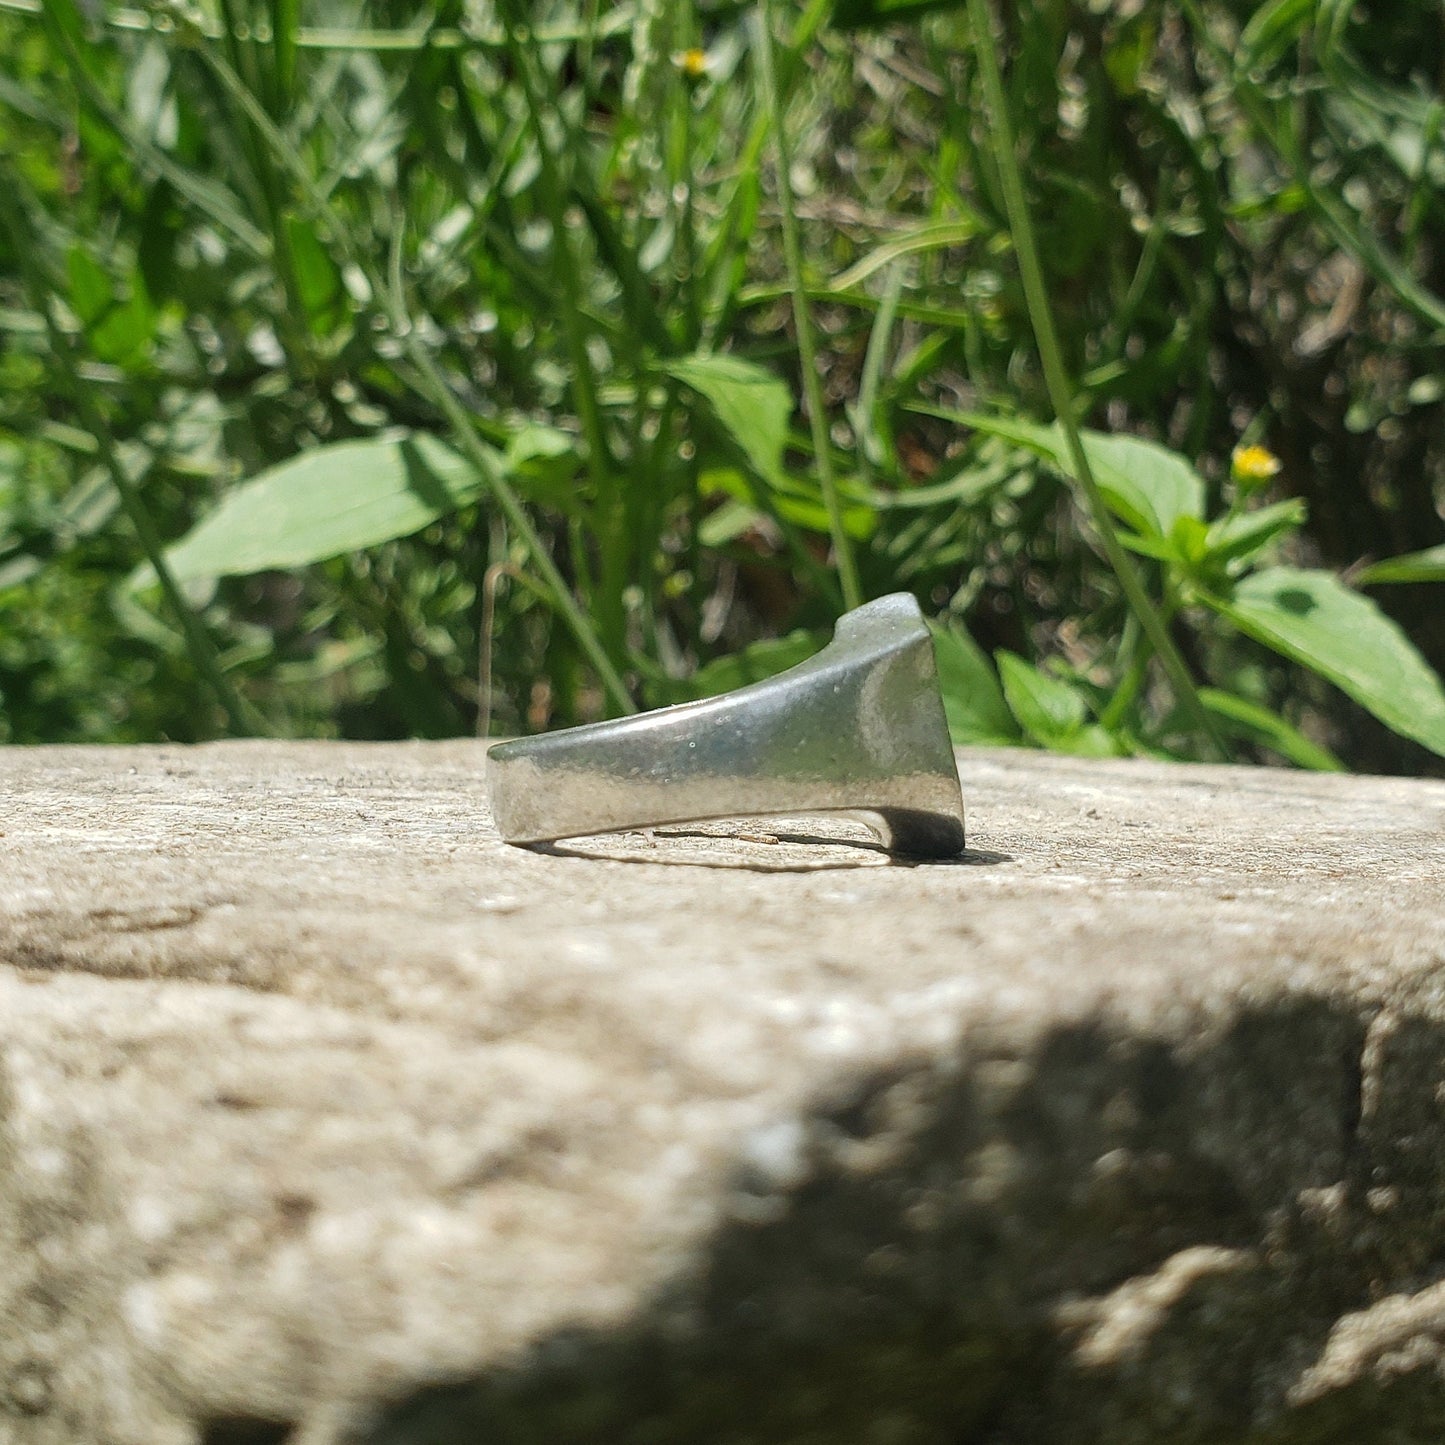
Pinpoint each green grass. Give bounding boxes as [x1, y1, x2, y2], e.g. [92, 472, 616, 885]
[1, 0, 1443, 773]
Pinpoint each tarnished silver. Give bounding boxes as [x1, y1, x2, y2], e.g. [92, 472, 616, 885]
[487, 592, 966, 857]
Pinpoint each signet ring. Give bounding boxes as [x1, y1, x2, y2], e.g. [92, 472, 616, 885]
[486, 592, 966, 858]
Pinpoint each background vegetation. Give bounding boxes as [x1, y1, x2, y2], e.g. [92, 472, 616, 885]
[2, 0, 1444, 774]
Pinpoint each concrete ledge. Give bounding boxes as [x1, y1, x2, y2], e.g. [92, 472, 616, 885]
[1, 741, 1444, 1444]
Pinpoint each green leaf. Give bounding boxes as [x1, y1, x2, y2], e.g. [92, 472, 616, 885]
[701, 466, 877, 542]
[996, 650, 1088, 743]
[994, 652, 1122, 756]
[1204, 499, 1308, 567]
[872, 453, 1015, 511]
[928, 622, 1019, 745]
[924, 408, 1205, 541]
[65, 247, 154, 364]
[503, 424, 588, 515]
[667, 354, 792, 486]
[284, 215, 342, 329]
[66, 245, 113, 326]
[1208, 566, 1445, 757]
[130, 433, 492, 590]
[1356, 545, 1445, 586]
[1197, 688, 1345, 772]
[689, 630, 827, 699]
[1169, 514, 1211, 567]
[1239, 0, 1314, 70]
[827, 217, 982, 292]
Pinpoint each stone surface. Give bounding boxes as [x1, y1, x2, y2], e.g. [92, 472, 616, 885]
[0, 741, 1444, 1445]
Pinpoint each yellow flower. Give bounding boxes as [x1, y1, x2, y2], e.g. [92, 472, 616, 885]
[1231, 443, 1282, 489]
[678, 48, 708, 80]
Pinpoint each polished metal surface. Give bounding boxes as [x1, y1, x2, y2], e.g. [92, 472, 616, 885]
[487, 593, 966, 857]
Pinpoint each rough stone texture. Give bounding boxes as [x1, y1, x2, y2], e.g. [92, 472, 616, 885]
[1, 741, 1444, 1445]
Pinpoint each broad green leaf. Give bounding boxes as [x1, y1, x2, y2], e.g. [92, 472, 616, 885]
[774, 493, 876, 542]
[1197, 688, 1345, 772]
[996, 651, 1088, 743]
[667, 354, 791, 486]
[130, 433, 491, 590]
[1204, 499, 1308, 567]
[1356, 545, 1445, 586]
[1117, 532, 1178, 563]
[928, 622, 1019, 745]
[1050, 428, 1206, 541]
[1209, 566, 1445, 757]
[925, 408, 1205, 541]
[995, 652, 1122, 756]
[94, 295, 154, 365]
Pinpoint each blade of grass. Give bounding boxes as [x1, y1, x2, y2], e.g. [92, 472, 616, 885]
[271, 0, 300, 102]
[964, 0, 1225, 759]
[852, 262, 904, 487]
[753, 0, 862, 611]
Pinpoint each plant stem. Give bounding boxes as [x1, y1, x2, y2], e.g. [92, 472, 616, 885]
[965, 0, 1225, 759]
[0, 180, 263, 736]
[754, 0, 862, 611]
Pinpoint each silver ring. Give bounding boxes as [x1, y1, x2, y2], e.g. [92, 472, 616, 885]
[486, 593, 966, 857]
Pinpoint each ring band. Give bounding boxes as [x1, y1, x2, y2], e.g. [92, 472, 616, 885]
[486, 593, 966, 857]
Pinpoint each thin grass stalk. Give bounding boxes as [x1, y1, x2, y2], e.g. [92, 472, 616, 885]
[753, 0, 862, 611]
[964, 0, 1225, 759]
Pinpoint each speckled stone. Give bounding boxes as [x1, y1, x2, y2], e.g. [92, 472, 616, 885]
[1, 741, 1444, 1445]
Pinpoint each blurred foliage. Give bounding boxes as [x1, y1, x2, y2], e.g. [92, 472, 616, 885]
[0, 0, 1443, 773]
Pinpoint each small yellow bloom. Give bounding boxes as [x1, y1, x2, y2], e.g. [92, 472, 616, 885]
[678, 47, 708, 80]
[1231, 443, 1282, 489]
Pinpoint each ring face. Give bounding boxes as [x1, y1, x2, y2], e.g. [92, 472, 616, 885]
[486, 593, 966, 858]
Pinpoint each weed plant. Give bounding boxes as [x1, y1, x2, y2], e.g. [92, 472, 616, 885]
[1, 0, 1443, 773]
